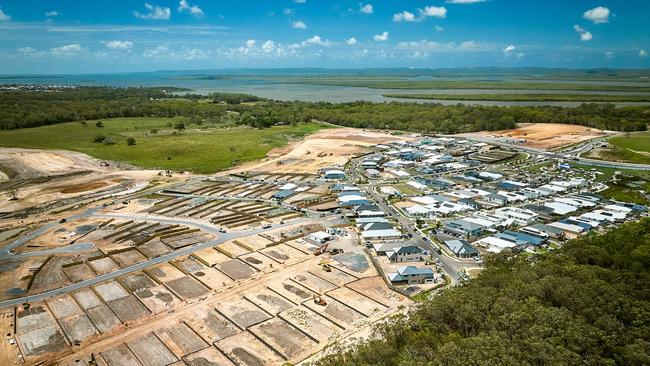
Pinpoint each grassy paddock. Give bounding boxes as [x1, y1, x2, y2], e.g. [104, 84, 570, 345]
[0, 118, 326, 173]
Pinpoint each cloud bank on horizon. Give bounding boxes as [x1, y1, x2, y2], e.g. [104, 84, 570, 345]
[0, 0, 648, 73]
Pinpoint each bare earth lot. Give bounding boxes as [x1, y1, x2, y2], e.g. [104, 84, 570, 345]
[228, 127, 415, 174]
[458, 123, 614, 150]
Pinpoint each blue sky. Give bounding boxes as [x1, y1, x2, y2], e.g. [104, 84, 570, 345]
[0, 1, 648, 73]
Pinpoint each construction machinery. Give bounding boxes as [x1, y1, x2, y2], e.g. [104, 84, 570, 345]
[320, 263, 332, 272]
[329, 248, 344, 255]
[314, 243, 329, 256]
[313, 295, 327, 306]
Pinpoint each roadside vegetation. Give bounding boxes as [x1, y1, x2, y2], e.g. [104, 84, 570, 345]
[316, 218, 650, 366]
[0, 117, 326, 173]
[383, 92, 650, 103]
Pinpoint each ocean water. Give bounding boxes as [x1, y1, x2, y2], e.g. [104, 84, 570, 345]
[1, 70, 649, 107]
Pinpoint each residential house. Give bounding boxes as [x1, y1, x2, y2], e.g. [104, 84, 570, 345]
[387, 266, 435, 285]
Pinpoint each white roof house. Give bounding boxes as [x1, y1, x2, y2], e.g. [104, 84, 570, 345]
[581, 209, 627, 222]
[477, 236, 517, 253]
[544, 201, 579, 215]
[361, 229, 402, 240]
[555, 197, 596, 208]
[307, 231, 333, 243]
[407, 180, 428, 191]
[494, 207, 538, 225]
[548, 221, 586, 234]
[604, 204, 634, 213]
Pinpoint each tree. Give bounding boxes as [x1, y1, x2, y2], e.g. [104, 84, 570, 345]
[174, 121, 185, 131]
[95, 121, 104, 128]
[93, 134, 106, 143]
[126, 137, 136, 146]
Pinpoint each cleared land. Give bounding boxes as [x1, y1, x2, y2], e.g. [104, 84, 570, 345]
[458, 123, 611, 150]
[0, 118, 327, 174]
[587, 131, 650, 164]
[229, 127, 415, 175]
[383, 93, 650, 102]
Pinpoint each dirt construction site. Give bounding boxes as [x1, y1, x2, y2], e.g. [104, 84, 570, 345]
[8, 232, 409, 366]
[227, 128, 415, 175]
[457, 123, 615, 150]
[0, 127, 414, 366]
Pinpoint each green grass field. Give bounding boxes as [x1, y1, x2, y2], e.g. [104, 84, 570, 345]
[0, 118, 326, 173]
[600, 131, 650, 164]
[382, 93, 650, 102]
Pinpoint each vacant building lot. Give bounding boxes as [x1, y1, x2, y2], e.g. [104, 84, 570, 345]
[11, 226, 409, 366]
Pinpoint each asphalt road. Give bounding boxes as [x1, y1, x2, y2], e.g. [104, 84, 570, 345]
[349, 156, 480, 283]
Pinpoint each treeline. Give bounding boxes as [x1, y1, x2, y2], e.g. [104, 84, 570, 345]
[316, 218, 650, 366]
[1, 86, 648, 133]
[209, 92, 265, 104]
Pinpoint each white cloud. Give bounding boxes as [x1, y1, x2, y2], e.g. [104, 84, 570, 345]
[50, 43, 82, 54]
[134, 3, 171, 20]
[397, 39, 495, 53]
[178, 0, 204, 17]
[262, 40, 276, 53]
[18, 47, 36, 54]
[359, 3, 373, 14]
[583, 6, 610, 24]
[503, 44, 524, 58]
[573, 24, 592, 41]
[422, 6, 447, 18]
[605, 51, 614, 59]
[393, 6, 446, 22]
[45, 11, 59, 17]
[294, 0, 306, 3]
[373, 31, 388, 41]
[0, 7, 11, 21]
[446, 0, 485, 3]
[246, 39, 256, 48]
[103, 40, 133, 50]
[435, 25, 444, 32]
[639, 49, 647, 57]
[292, 20, 307, 29]
[393, 11, 416, 22]
[143, 45, 207, 60]
[305, 35, 322, 44]
[283, 8, 294, 15]
[346, 37, 358, 45]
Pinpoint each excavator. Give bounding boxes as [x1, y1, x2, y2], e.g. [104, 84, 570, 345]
[314, 243, 329, 256]
[313, 295, 327, 306]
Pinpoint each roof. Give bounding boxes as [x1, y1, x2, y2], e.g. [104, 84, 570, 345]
[273, 190, 294, 199]
[308, 231, 333, 241]
[445, 219, 484, 232]
[324, 169, 346, 177]
[396, 266, 434, 276]
[496, 230, 546, 246]
[361, 229, 402, 239]
[444, 239, 479, 255]
[388, 246, 424, 256]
